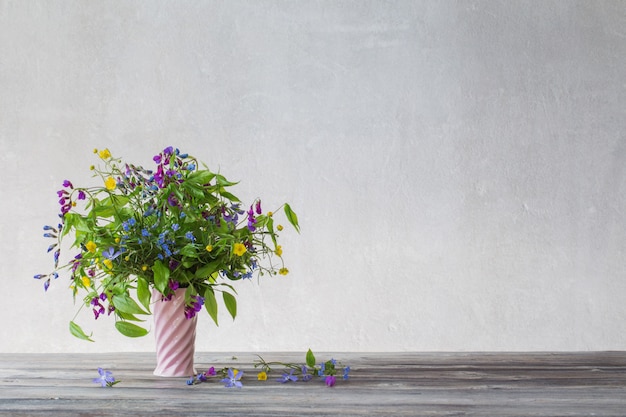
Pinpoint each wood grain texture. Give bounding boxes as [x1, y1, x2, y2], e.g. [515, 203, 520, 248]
[0, 352, 625, 416]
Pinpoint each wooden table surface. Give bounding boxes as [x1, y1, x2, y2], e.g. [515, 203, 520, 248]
[1, 351, 625, 416]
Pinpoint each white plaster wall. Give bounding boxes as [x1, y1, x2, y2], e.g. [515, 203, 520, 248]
[0, 1, 624, 353]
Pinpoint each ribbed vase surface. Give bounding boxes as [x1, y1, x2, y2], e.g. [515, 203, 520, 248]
[152, 288, 197, 377]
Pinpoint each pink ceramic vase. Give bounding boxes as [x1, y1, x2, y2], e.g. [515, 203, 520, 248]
[152, 288, 197, 377]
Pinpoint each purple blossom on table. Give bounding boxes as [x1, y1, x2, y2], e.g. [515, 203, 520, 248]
[301, 366, 312, 381]
[93, 368, 117, 387]
[277, 369, 298, 383]
[221, 368, 243, 389]
[325, 375, 337, 387]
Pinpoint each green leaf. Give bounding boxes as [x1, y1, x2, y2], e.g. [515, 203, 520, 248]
[94, 195, 130, 218]
[284, 203, 300, 233]
[112, 294, 149, 315]
[179, 244, 198, 258]
[136, 277, 151, 313]
[187, 170, 216, 185]
[216, 174, 239, 187]
[152, 260, 170, 293]
[223, 291, 237, 320]
[195, 260, 221, 278]
[115, 311, 145, 322]
[184, 183, 206, 199]
[115, 321, 149, 338]
[69, 321, 94, 342]
[218, 190, 240, 203]
[306, 349, 316, 368]
[204, 287, 219, 326]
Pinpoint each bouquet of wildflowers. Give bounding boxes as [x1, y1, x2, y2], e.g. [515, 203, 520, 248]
[35, 146, 299, 341]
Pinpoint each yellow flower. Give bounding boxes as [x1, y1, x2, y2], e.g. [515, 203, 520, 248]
[257, 371, 267, 381]
[81, 276, 91, 288]
[93, 148, 98, 154]
[115, 237, 120, 243]
[85, 241, 97, 253]
[233, 243, 247, 256]
[72, 201, 76, 207]
[267, 211, 273, 217]
[205, 244, 213, 252]
[104, 176, 116, 190]
[124, 255, 130, 261]
[103, 259, 113, 270]
[233, 369, 239, 377]
[277, 224, 284, 231]
[99, 148, 111, 160]
[279, 267, 289, 276]
[275, 245, 283, 256]
[141, 264, 148, 271]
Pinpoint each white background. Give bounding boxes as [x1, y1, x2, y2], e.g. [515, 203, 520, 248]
[1, 1, 624, 353]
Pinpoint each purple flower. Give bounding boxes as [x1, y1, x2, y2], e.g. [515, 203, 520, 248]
[301, 366, 312, 382]
[102, 247, 121, 260]
[221, 368, 243, 388]
[206, 366, 216, 376]
[43, 279, 51, 291]
[62, 180, 73, 189]
[184, 295, 205, 319]
[169, 280, 180, 291]
[163, 146, 174, 156]
[247, 205, 257, 232]
[93, 368, 116, 387]
[77, 190, 86, 200]
[255, 200, 262, 215]
[325, 375, 336, 387]
[277, 369, 298, 383]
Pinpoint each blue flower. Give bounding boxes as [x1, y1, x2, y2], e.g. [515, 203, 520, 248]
[220, 368, 243, 388]
[185, 231, 195, 242]
[102, 247, 122, 260]
[317, 362, 326, 376]
[93, 368, 116, 387]
[343, 366, 351, 380]
[277, 369, 298, 383]
[172, 223, 180, 232]
[301, 366, 312, 382]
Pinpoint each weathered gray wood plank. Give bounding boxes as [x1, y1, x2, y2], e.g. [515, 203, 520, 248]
[0, 352, 625, 416]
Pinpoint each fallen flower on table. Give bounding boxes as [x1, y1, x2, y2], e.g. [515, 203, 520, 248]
[220, 368, 243, 389]
[184, 349, 350, 388]
[93, 368, 119, 387]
